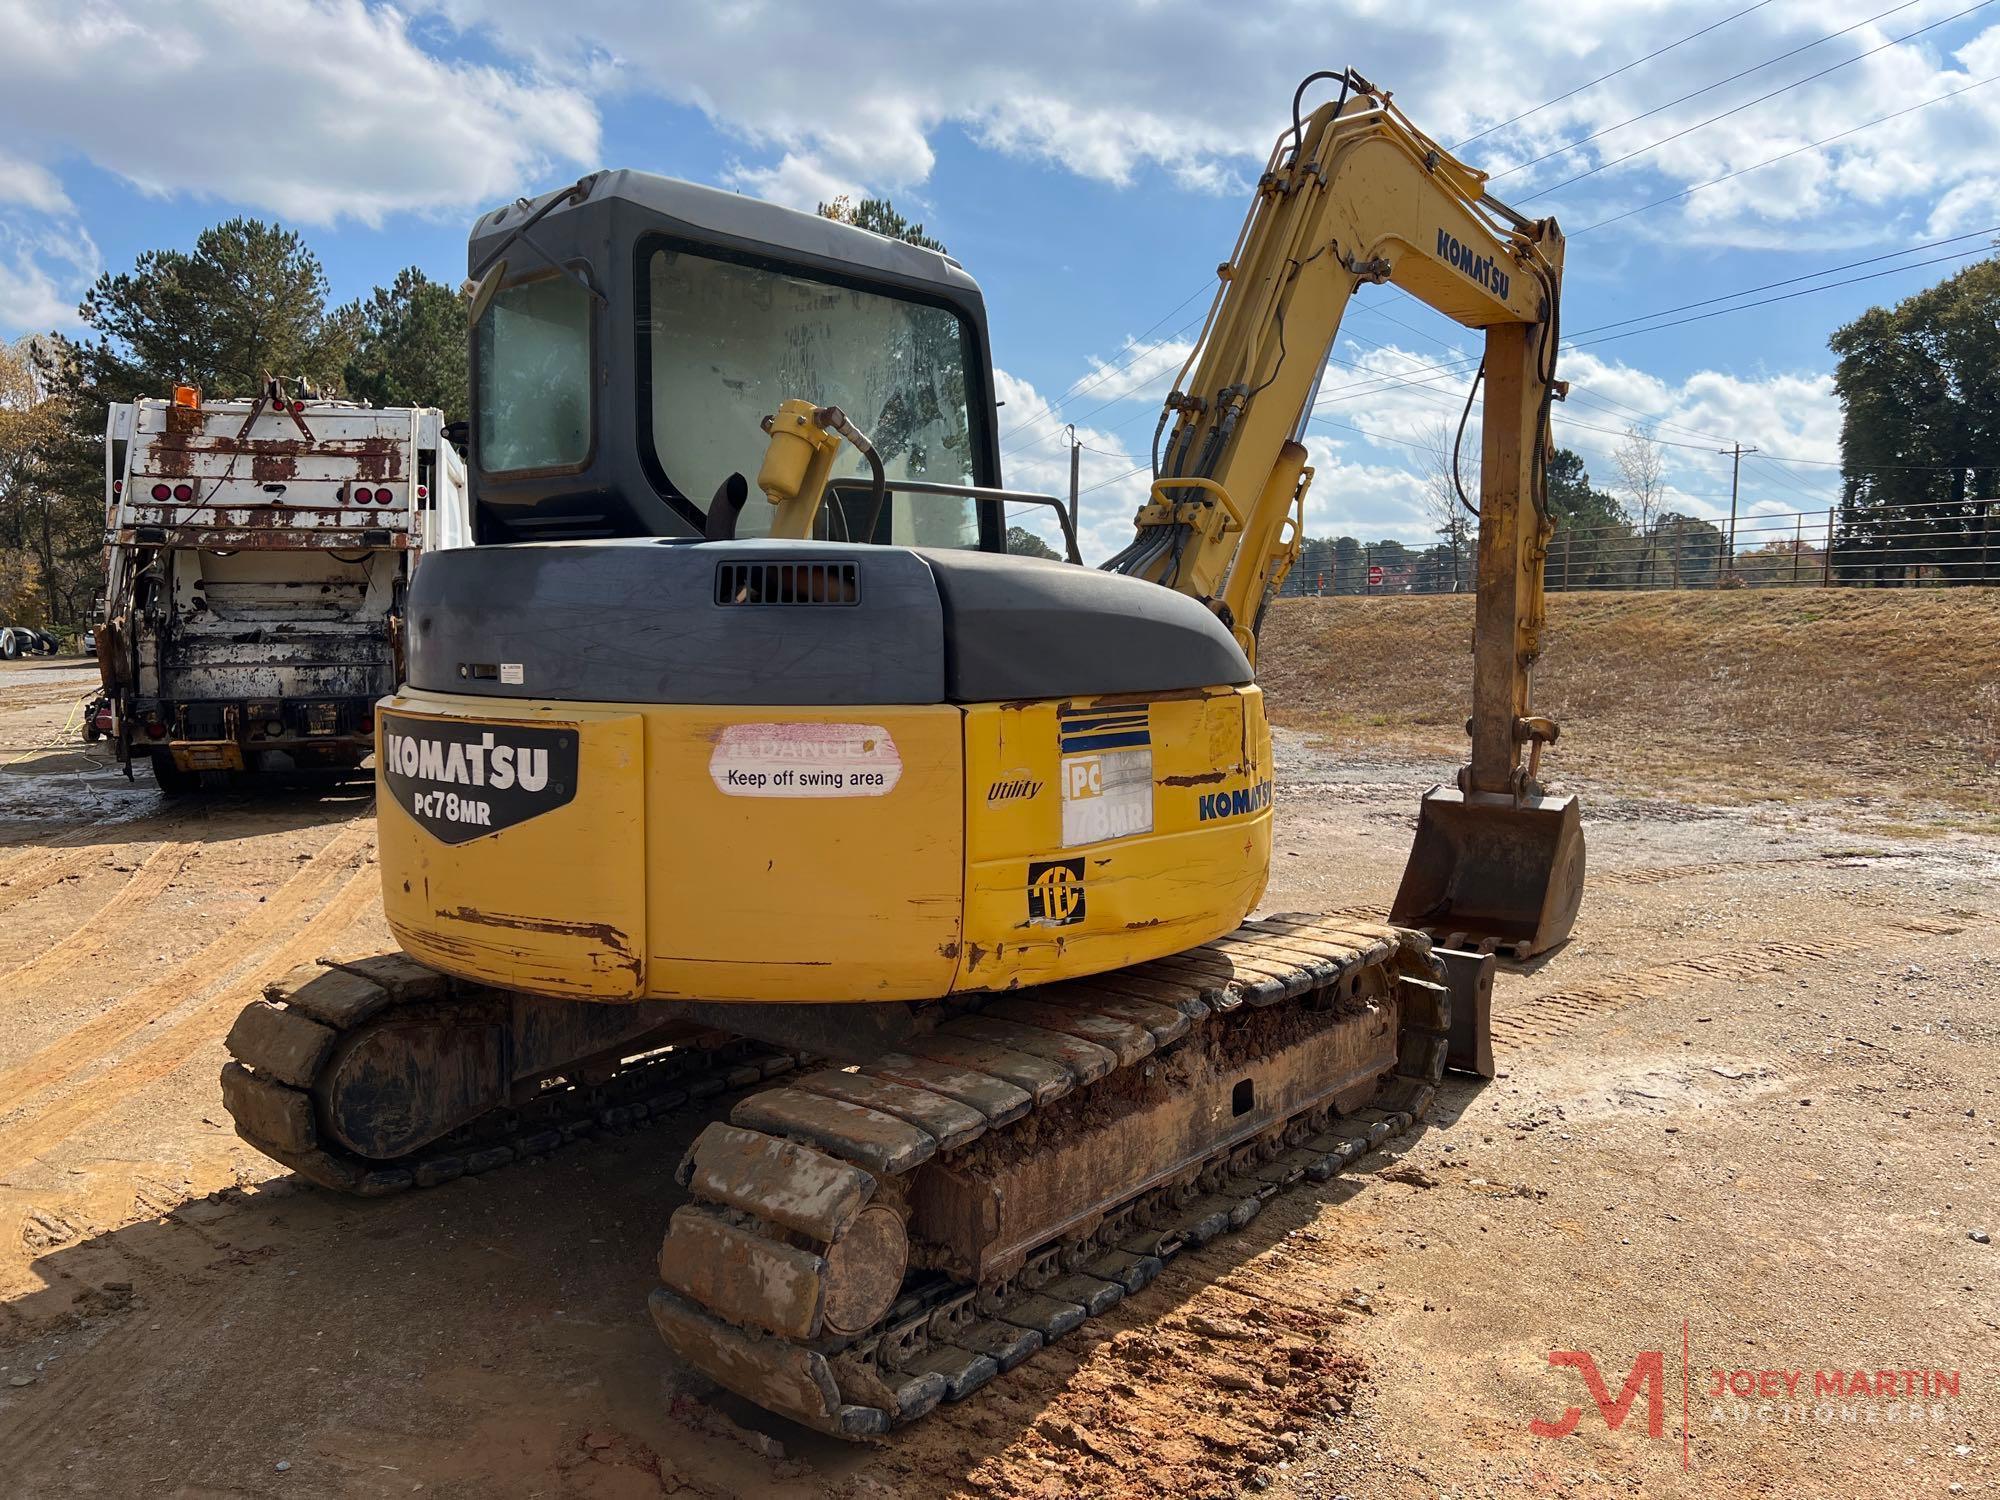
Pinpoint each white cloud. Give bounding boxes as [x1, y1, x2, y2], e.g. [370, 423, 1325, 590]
[1075, 335, 1196, 407]
[0, 215, 99, 331]
[0, 0, 599, 228]
[413, 1, 2000, 249]
[992, 366, 1153, 562]
[0, 153, 69, 214]
[725, 153, 866, 215]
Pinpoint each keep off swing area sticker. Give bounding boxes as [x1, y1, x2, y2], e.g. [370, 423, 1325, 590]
[709, 722, 903, 797]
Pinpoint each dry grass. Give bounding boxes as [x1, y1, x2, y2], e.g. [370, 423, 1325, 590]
[1260, 588, 2000, 820]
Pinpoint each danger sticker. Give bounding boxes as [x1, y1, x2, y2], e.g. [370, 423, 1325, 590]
[708, 722, 902, 797]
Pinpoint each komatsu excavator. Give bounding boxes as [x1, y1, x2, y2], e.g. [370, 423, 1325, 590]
[220, 71, 1584, 1435]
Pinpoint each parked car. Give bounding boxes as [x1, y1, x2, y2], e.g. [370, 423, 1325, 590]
[83, 627, 96, 657]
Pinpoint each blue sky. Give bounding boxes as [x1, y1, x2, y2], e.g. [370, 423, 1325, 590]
[3, 0, 1996, 559]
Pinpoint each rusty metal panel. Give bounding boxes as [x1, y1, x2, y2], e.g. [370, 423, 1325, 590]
[218, 1061, 316, 1152]
[223, 1002, 335, 1088]
[788, 1070, 988, 1151]
[910, 1001, 1399, 1280]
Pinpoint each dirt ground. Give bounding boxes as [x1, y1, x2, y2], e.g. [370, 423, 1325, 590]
[0, 640, 1993, 1499]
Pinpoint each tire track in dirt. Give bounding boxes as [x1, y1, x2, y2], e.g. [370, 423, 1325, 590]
[0, 854, 376, 1170]
[1492, 915, 1971, 1048]
[0, 806, 196, 900]
[0, 840, 195, 997]
[0, 822, 374, 1136]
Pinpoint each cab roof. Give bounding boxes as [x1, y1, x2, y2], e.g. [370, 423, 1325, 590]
[468, 169, 979, 300]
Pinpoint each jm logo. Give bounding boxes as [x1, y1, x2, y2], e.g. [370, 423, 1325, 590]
[1530, 1350, 1668, 1440]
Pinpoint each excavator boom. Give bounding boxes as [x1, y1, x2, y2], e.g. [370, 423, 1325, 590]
[1105, 70, 1582, 956]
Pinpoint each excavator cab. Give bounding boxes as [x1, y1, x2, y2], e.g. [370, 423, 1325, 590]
[460, 170, 1083, 555]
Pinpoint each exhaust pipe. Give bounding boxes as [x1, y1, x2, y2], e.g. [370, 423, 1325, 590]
[1390, 786, 1585, 959]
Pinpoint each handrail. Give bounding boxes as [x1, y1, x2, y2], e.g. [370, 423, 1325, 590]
[824, 478, 1083, 563]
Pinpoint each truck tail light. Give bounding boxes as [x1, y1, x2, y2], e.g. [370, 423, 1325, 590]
[415, 484, 428, 500]
[172, 483, 192, 502]
[144, 719, 166, 740]
[151, 483, 170, 501]
[290, 400, 304, 414]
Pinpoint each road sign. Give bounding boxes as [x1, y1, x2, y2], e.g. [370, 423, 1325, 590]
[1368, 564, 1384, 586]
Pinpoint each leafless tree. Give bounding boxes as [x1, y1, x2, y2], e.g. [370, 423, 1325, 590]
[1418, 421, 1478, 592]
[1614, 423, 1666, 586]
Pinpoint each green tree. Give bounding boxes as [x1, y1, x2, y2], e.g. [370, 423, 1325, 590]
[340, 268, 468, 419]
[1004, 525, 1060, 560]
[1543, 447, 1634, 590]
[1830, 257, 2000, 585]
[816, 195, 946, 253]
[0, 338, 102, 626]
[1651, 511, 1723, 588]
[73, 218, 352, 401]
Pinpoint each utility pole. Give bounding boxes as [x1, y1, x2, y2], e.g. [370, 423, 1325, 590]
[1717, 442, 1756, 585]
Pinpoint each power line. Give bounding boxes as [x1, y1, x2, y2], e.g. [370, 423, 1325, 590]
[1450, 1, 1779, 150]
[1520, 1, 1997, 203]
[1566, 243, 1996, 348]
[1568, 223, 1992, 334]
[1001, 311, 1206, 459]
[996, 280, 1211, 449]
[1571, 71, 2000, 234]
[1300, 227, 2000, 415]
[1491, 0, 1924, 181]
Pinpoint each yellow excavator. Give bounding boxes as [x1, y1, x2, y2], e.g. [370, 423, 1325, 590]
[220, 70, 1583, 1435]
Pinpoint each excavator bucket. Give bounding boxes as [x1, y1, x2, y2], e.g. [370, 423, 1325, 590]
[1390, 787, 1585, 958]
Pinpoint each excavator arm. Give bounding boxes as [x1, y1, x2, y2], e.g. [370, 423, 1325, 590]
[1106, 70, 1581, 956]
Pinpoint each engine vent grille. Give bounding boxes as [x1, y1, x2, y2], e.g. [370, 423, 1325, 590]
[715, 561, 860, 606]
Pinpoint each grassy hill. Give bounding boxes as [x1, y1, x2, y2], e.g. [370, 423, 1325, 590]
[1259, 589, 2000, 822]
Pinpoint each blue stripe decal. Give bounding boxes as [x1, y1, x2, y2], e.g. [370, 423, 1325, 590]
[1057, 715, 1149, 732]
[1059, 722, 1149, 737]
[1060, 731, 1153, 751]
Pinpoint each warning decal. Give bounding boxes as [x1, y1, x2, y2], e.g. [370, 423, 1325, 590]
[709, 722, 902, 798]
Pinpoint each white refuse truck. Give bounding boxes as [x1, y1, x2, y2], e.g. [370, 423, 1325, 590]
[99, 385, 470, 793]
